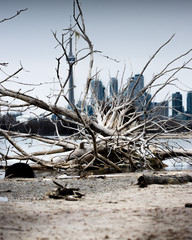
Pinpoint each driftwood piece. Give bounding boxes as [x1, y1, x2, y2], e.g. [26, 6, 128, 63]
[138, 174, 192, 188]
[46, 181, 84, 201]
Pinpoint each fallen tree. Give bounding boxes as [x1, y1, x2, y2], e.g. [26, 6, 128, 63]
[0, 0, 192, 175]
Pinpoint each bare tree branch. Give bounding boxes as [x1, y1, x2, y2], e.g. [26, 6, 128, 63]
[0, 8, 28, 23]
[0, 1, 192, 175]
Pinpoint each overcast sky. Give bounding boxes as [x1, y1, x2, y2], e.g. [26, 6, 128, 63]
[1, 0, 192, 110]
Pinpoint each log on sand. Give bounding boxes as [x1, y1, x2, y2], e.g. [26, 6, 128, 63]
[138, 174, 192, 188]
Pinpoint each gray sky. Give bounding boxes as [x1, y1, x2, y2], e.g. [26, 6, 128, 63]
[1, 0, 192, 111]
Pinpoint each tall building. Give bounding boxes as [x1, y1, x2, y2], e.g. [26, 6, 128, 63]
[127, 74, 144, 97]
[109, 77, 118, 96]
[151, 101, 169, 119]
[172, 92, 183, 116]
[127, 74, 144, 110]
[187, 91, 192, 114]
[144, 92, 152, 110]
[91, 79, 105, 102]
[67, 28, 76, 107]
[142, 92, 152, 118]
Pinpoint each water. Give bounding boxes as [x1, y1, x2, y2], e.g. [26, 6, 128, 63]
[164, 159, 192, 171]
[0, 136, 63, 178]
[0, 136, 63, 163]
[0, 196, 8, 202]
[0, 136, 192, 178]
[0, 169, 5, 179]
[162, 138, 192, 171]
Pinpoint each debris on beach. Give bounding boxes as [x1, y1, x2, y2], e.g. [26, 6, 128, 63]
[46, 181, 84, 201]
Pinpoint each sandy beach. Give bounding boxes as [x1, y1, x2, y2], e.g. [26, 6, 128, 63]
[0, 171, 192, 240]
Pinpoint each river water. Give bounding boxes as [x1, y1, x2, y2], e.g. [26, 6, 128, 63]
[0, 137, 192, 178]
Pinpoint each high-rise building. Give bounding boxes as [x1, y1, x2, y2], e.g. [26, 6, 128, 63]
[144, 92, 152, 110]
[67, 28, 76, 107]
[91, 79, 105, 101]
[172, 92, 183, 116]
[187, 91, 192, 114]
[127, 74, 144, 110]
[152, 101, 169, 118]
[127, 74, 144, 97]
[109, 77, 118, 96]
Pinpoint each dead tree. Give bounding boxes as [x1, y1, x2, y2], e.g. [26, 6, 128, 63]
[0, 0, 192, 175]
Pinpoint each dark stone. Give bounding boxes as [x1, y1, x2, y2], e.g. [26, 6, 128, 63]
[185, 203, 192, 208]
[5, 163, 35, 178]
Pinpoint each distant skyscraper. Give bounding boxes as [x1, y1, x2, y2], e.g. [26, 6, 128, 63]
[67, 27, 75, 107]
[109, 77, 118, 96]
[172, 92, 183, 116]
[128, 74, 144, 97]
[127, 74, 144, 110]
[91, 79, 105, 102]
[144, 92, 152, 110]
[187, 91, 192, 114]
[156, 101, 169, 118]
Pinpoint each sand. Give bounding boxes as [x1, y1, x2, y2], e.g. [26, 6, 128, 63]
[0, 171, 192, 240]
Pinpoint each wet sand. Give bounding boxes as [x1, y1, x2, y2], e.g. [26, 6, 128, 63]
[0, 171, 192, 240]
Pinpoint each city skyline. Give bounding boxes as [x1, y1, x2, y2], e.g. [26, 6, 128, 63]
[0, 0, 192, 112]
[90, 73, 192, 118]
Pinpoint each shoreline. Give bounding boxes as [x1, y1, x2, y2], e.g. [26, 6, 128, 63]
[0, 171, 192, 239]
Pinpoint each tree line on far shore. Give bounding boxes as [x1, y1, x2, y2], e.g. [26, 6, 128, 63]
[1, 113, 192, 136]
[0, 114, 77, 136]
